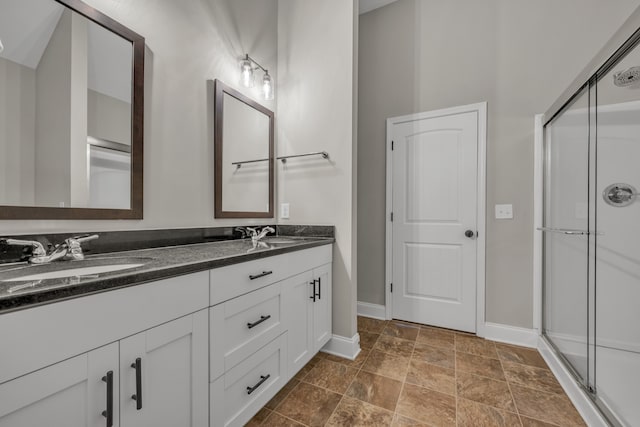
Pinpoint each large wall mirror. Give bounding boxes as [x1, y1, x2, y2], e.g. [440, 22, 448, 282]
[0, 0, 144, 219]
[214, 79, 274, 218]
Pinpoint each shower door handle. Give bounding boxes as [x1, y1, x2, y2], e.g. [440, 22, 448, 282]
[537, 227, 588, 236]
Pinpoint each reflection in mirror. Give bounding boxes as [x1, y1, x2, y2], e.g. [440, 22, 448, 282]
[0, 0, 144, 219]
[214, 79, 274, 218]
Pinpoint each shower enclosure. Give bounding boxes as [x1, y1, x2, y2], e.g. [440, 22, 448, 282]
[542, 12, 640, 427]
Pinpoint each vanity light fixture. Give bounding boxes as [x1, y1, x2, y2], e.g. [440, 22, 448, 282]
[239, 54, 274, 100]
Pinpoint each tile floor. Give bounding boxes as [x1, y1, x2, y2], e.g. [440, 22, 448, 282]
[246, 317, 586, 426]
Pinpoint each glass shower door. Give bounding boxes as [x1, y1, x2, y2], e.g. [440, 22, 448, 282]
[593, 46, 640, 426]
[542, 85, 593, 386]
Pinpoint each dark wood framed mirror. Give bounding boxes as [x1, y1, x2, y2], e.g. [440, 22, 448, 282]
[0, 0, 144, 219]
[214, 79, 274, 218]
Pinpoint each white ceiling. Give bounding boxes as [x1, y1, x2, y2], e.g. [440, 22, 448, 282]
[359, 0, 399, 15]
[0, 0, 63, 69]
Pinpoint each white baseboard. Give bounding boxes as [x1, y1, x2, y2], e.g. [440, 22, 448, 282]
[538, 337, 609, 427]
[321, 333, 361, 360]
[481, 322, 538, 348]
[356, 301, 386, 320]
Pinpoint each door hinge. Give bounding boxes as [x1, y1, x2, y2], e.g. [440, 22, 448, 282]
[391, 140, 394, 150]
[390, 212, 393, 222]
[390, 283, 393, 293]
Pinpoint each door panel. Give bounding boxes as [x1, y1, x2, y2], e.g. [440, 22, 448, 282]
[120, 310, 208, 427]
[391, 110, 479, 332]
[313, 263, 332, 351]
[0, 343, 119, 427]
[282, 271, 314, 377]
[542, 86, 591, 385]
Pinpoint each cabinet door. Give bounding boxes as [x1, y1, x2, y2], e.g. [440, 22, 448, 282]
[282, 270, 314, 378]
[313, 263, 332, 352]
[120, 310, 208, 427]
[0, 342, 119, 427]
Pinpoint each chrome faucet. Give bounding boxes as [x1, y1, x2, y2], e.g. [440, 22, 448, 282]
[1, 234, 99, 264]
[246, 227, 275, 245]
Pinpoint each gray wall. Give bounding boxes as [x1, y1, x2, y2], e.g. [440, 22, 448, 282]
[277, 0, 358, 339]
[358, 0, 640, 328]
[0, 57, 35, 206]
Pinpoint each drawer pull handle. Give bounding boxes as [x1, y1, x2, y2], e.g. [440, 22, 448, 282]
[131, 357, 142, 410]
[316, 277, 321, 300]
[247, 315, 271, 329]
[249, 270, 273, 280]
[310, 280, 317, 302]
[101, 370, 114, 427]
[247, 374, 271, 395]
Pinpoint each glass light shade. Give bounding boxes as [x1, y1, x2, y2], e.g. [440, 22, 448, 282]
[240, 58, 254, 87]
[262, 72, 274, 100]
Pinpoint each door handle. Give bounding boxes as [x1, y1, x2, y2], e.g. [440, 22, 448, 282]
[310, 279, 317, 302]
[101, 370, 114, 427]
[316, 277, 321, 300]
[131, 357, 142, 410]
[465, 230, 477, 239]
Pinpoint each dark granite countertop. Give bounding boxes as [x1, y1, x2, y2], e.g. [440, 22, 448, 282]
[0, 236, 333, 314]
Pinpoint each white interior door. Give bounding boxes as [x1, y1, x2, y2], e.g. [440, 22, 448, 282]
[390, 106, 482, 333]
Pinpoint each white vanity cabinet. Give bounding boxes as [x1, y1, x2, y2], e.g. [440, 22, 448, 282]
[208, 244, 333, 427]
[0, 271, 210, 427]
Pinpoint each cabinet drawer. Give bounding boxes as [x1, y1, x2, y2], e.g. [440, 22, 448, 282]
[210, 283, 284, 380]
[209, 245, 332, 305]
[210, 333, 287, 427]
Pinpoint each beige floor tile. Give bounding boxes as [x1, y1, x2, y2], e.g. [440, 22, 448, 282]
[391, 414, 431, 426]
[303, 359, 358, 394]
[496, 343, 549, 369]
[325, 396, 394, 427]
[262, 412, 305, 426]
[520, 416, 560, 427]
[345, 370, 403, 411]
[383, 321, 420, 341]
[374, 334, 415, 358]
[323, 348, 370, 368]
[395, 383, 456, 426]
[456, 371, 516, 412]
[416, 327, 455, 349]
[456, 351, 506, 380]
[457, 398, 522, 426]
[455, 334, 499, 358]
[412, 342, 455, 369]
[502, 361, 563, 394]
[265, 378, 299, 410]
[360, 331, 381, 349]
[361, 349, 411, 381]
[510, 384, 586, 426]
[275, 382, 342, 427]
[405, 359, 455, 395]
[245, 407, 272, 426]
[358, 316, 387, 333]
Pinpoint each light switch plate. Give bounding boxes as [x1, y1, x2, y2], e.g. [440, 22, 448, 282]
[495, 204, 513, 219]
[280, 203, 290, 219]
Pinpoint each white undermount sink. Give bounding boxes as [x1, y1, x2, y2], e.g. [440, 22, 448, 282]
[2, 264, 145, 282]
[0, 257, 152, 283]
